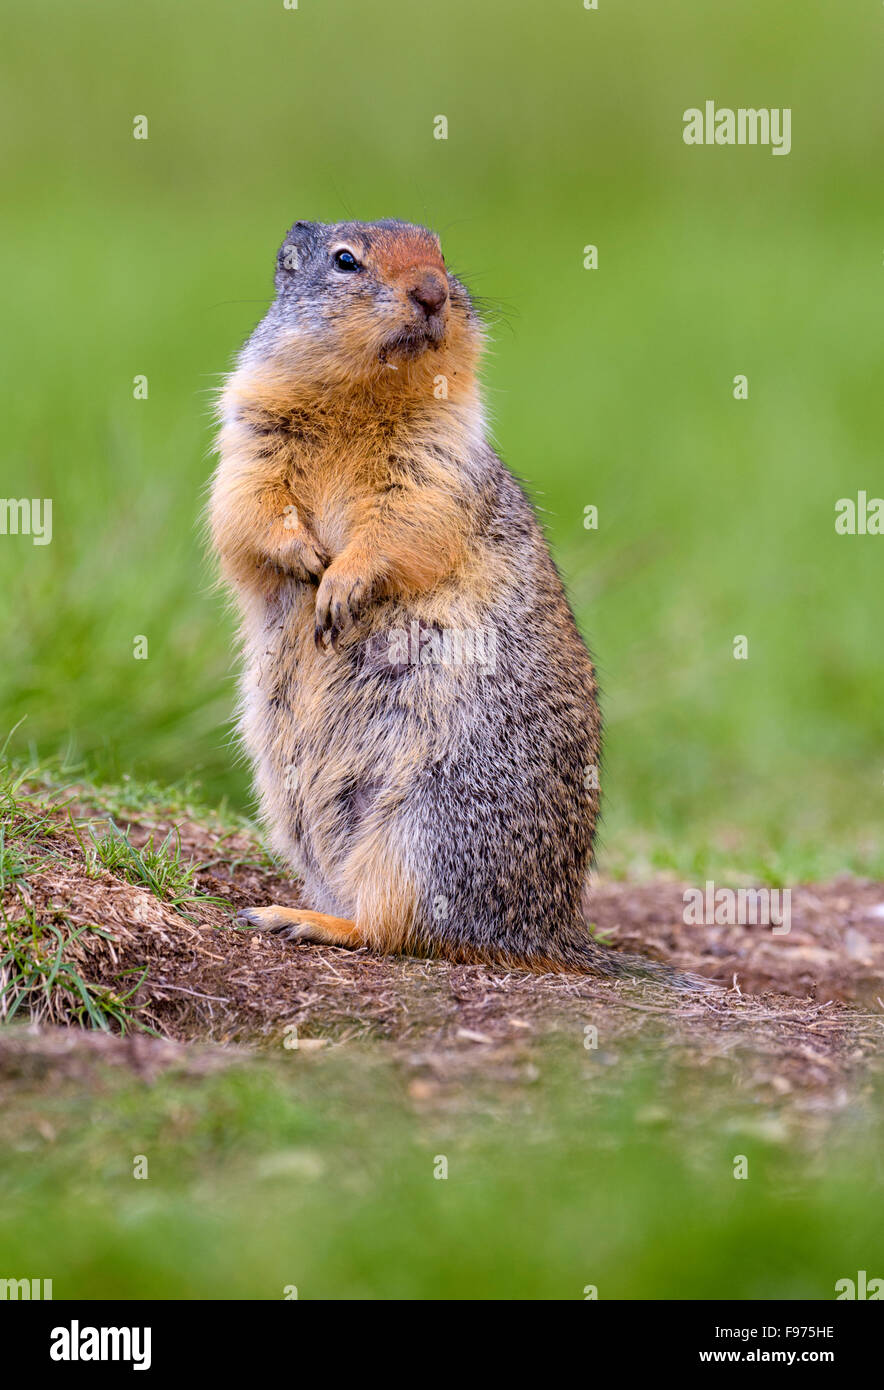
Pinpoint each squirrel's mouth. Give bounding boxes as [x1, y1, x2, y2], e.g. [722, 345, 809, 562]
[378, 316, 445, 364]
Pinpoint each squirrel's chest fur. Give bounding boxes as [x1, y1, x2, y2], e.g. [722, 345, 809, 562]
[215, 397, 482, 871]
[248, 412, 395, 552]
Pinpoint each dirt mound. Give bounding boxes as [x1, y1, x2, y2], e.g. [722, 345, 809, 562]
[1, 799, 882, 1128]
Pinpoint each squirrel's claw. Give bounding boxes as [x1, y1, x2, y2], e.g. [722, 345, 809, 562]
[314, 569, 367, 651]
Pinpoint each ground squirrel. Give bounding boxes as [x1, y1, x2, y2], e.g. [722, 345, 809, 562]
[210, 218, 705, 988]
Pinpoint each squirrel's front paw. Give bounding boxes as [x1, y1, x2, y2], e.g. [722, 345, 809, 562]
[314, 566, 368, 650]
[280, 532, 330, 584]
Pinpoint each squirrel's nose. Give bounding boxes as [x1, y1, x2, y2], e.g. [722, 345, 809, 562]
[407, 272, 449, 319]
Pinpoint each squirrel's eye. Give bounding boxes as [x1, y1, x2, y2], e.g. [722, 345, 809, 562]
[332, 249, 361, 272]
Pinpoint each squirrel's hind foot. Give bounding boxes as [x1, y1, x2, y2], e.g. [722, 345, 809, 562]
[237, 905, 364, 949]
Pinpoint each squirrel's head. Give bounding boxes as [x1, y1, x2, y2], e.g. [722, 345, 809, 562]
[258, 219, 482, 389]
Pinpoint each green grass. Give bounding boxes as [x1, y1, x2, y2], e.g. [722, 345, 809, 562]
[0, 753, 232, 912]
[0, 0, 881, 879]
[80, 821, 228, 916]
[0, 1043, 881, 1300]
[0, 754, 234, 1029]
[0, 908, 145, 1032]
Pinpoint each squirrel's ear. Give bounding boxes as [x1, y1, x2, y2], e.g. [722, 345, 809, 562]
[277, 221, 319, 277]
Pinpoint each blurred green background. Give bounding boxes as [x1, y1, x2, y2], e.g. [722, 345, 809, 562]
[1, 0, 881, 877]
[3, 1045, 883, 1301]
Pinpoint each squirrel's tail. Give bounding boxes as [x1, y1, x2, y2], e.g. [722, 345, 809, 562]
[533, 932, 715, 993]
